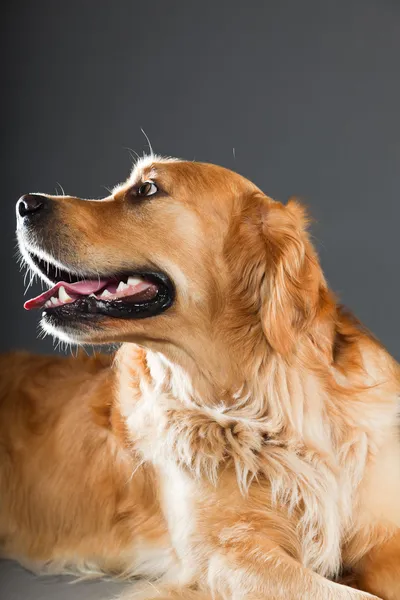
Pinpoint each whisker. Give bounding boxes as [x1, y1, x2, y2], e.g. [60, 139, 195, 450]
[56, 182, 66, 196]
[141, 128, 154, 157]
[24, 271, 35, 294]
[123, 146, 141, 165]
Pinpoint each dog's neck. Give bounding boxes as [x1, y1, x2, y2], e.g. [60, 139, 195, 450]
[115, 335, 335, 452]
[114, 321, 398, 514]
[114, 340, 344, 505]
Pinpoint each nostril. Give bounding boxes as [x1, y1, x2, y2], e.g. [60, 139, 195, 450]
[17, 194, 47, 218]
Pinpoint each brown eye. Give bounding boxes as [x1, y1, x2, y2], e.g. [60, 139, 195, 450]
[137, 181, 158, 197]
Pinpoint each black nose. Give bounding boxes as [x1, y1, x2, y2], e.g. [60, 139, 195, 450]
[17, 194, 48, 218]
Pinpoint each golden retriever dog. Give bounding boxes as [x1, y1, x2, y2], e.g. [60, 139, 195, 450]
[1, 155, 399, 599]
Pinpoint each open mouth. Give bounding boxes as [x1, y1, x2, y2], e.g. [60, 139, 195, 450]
[24, 252, 175, 322]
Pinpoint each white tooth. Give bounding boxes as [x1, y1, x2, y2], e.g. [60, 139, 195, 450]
[51, 297, 58, 305]
[127, 277, 142, 287]
[58, 286, 72, 303]
[117, 281, 129, 292]
[45, 300, 52, 308]
[100, 289, 112, 298]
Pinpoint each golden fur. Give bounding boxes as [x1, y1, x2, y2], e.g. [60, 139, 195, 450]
[0, 351, 172, 579]
[1, 156, 399, 599]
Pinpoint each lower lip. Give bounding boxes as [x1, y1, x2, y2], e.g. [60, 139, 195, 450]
[42, 286, 174, 322]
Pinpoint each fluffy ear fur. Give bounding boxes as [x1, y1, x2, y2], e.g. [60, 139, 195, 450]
[225, 193, 334, 356]
[259, 197, 329, 355]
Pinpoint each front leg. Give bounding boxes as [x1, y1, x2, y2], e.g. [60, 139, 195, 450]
[207, 527, 380, 600]
[116, 535, 380, 600]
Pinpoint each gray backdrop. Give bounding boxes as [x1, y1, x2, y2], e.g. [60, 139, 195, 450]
[2, 0, 400, 359]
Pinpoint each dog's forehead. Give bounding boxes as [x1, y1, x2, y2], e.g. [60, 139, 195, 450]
[125, 155, 256, 196]
[111, 154, 260, 205]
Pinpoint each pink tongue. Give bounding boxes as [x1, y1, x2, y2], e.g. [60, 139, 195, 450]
[24, 280, 110, 310]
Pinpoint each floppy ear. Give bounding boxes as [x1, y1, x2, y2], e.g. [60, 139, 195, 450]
[259, 197, 329, 355]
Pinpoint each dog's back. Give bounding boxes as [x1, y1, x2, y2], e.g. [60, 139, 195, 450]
[0, 351, 172, 579]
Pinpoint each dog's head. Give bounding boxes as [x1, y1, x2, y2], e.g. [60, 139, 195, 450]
[17, 156, 332, 371]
